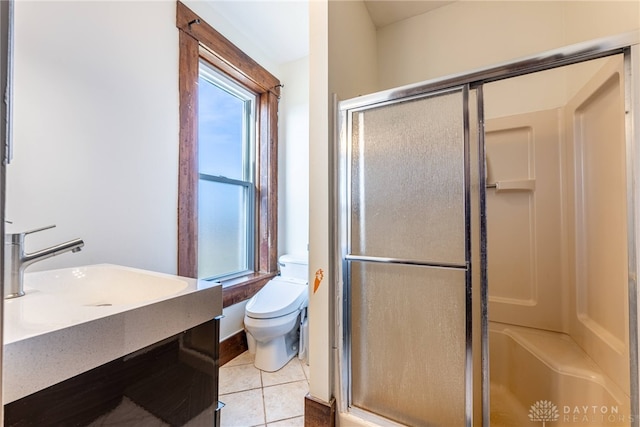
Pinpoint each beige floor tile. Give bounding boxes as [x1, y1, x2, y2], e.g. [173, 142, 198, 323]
[261, 358, 306, 387]
[262, 380, 309, 423]
[224, 351, 255, 367]
[219, 389, 265, 427]
[220, 351, 308, 426]
[220, 363, 262, 395]
[267, 416, 304, 427]
[300, 361, 310, 381]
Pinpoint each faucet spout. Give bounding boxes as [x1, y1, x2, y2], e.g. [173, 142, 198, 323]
[4, 225, 85, 299]
[21, 239, 84, 269]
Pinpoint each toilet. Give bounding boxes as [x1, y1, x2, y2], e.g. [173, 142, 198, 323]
[244, 254, 309, 372]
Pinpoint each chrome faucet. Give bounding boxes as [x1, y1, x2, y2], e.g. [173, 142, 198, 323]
[4, 225, 84, 299]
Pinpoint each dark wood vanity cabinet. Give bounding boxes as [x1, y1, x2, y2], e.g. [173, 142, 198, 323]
[4, 318, 223, 427]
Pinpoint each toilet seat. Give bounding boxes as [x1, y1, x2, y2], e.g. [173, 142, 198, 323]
[245, 277, 307, 319]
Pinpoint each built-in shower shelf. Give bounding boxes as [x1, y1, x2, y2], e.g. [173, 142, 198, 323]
[486, 179, 535, 193]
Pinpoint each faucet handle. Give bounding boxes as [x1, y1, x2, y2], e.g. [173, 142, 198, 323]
[5, 225, 56, 244]
[23, 224, 56, 236]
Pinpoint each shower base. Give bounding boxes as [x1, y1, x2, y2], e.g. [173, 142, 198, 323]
[489, 322, 632, 427]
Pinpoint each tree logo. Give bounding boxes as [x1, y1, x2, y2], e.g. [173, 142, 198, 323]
[529, 400, 560, 426]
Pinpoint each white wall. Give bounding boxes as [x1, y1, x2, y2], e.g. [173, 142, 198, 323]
[377, 1, 564, 90]
[563, 1, 640, 45]
[10, 1, 179, 274]
[181, 0, 282, 78]
[308, 0, 331, 403]
[279, 56, 310, 257]
[220, 300, 249, 341]
[307, 0, 378, 405]
[377, 1, 640, 90]
[328, 0, 378, 100]
[377, 1, 640, 121]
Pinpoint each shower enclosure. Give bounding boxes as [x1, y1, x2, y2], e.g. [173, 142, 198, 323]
[336, 33, 639, 426]
[485, 54, 632, 427]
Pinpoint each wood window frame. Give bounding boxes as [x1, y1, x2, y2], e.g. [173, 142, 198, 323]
[176, 2, 280, 308]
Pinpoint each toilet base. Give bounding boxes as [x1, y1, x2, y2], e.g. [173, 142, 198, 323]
[252, 326, 299, 372]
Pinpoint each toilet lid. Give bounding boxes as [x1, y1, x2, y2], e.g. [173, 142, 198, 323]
[245, 277, 308, 319]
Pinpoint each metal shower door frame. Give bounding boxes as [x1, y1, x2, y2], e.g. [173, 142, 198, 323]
[337, 85, 475, 426]
[335, 31, 640, 427]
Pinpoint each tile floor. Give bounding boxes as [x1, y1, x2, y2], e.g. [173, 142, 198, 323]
[219, 351, 309, 427]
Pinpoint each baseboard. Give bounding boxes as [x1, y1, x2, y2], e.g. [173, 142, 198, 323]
[304, 394, 335, 427]
[219, 330, 248, 366]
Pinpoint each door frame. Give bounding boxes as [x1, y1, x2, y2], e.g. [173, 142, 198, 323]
[335, 30, 640, 427]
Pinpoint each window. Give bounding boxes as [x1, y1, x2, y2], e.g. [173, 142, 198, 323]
[176, 2, 280, 302]
[198, 62, 256, 280]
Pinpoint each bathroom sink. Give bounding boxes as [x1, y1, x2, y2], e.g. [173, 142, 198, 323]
[3, 264, 222, 404]
[4, 264, 197, 340]
[23, 264, 189, 306]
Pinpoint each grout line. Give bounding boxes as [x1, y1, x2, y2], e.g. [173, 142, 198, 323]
[260, 382, 268, 426]
[262, 378, 310, 390]
[269, 415, 305, 424]
[219, 385, 264, 397]
[220, 361, 254, 368]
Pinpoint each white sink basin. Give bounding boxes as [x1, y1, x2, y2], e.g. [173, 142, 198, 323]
[24, 264, 188, 306]
[5, 264, 198, 341]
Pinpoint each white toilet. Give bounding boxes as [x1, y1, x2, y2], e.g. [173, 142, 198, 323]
[244, 254, 309, 372]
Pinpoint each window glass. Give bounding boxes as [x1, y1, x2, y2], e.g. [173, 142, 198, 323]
[198, 63, 254, 181]
[198, 179, 251, 278]
[197, 62, 256, 280]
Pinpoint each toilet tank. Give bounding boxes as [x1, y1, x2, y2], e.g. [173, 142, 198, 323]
[278, 254, 308, 282]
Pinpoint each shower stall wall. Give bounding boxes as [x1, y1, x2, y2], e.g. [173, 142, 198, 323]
[485, 54, 632, 427]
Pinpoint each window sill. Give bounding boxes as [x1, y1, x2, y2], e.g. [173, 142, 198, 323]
[219, 272, 277, 308]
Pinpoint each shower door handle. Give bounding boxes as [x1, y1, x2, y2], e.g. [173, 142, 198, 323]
[486, 179, 535, 193]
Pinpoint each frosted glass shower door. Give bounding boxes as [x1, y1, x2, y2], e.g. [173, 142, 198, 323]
[341, 88, 470, 426]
